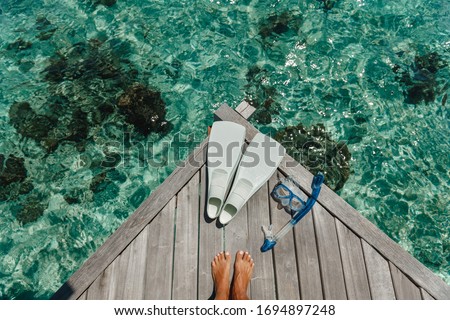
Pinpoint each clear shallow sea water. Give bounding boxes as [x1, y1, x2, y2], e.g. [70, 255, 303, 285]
[0, 0, 448, 299]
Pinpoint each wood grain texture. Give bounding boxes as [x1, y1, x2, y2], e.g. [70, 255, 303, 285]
[268, 173, 301, 300]
[246, 182, 276, 300]
[172, 172, 200, 299]
[215, 104, 450, 300]
[294, 208, 323, 300]
[224, 204, 250, 294]
[120, 227, 149, 299]
[77, 291, 87, 300]
[335, 220, 371, 299]
[52, 140, 207, 300]
[198, 165, 224, 299]
[362, 240, 396, 300]
[235, 100, 255, 119]
[389, 262, 422, 300]
[86, 258, 118, 299]
[110, 241, 133, 299]
[420, 288, 435, 300]
[144, 197, 176, 299]
[313, 204, 347, 299]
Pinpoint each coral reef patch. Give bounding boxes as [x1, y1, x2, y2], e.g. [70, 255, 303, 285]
[244, 65, 280, 125]
[258, 11, 302, 40]
[6, 38, 32, 52]
[0, 154, 34, 202]
[35, 16, 57, 41]
[393, 52, 447, 105]
[275, 123, 351, 191]
[16, 193, 47, 225]
[118, 84, 170, 135]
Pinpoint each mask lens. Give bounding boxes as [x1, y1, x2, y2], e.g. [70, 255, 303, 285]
[275, 185, 291, 198]
[290, 197, 303, 211]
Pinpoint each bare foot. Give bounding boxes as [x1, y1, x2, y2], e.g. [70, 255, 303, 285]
[211, 251, 231, 300]
[231, 251, 254, 300]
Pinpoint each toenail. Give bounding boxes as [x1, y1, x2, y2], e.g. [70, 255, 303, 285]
[239, 251, 243, 255]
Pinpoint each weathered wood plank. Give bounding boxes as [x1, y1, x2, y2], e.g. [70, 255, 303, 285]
[268, 173, 301, 300]
[420, 288, 435, 300]
[294, 208, 323, 300]
[246, 182, 276, 300]
[215, 103, 450, 300]
[224, 209, 250, 256]
[172, 172, 200, 299]
[101, 226, 149, 299]
[109, 242, 132, 299]
[52, 140, 207, 300]
[120, 227, 149, 299]
[313, 204, 347, 299]
[85, 258, 118, 299]
[78, 291, 87, 300]
[235, 100, 255, 119]
[389, 262, 422, 300]
[144, 196, 176, 299]
[224, 204, 250, 292]
[198, 165, 224, 299]
[362, 240, 396, 299]
[335, 220, 371, 299]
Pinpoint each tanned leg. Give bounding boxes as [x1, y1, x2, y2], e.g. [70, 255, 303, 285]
[211, 251, 231, 300]
[231, 251, 254, 300]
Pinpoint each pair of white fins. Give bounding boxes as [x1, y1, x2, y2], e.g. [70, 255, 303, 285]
[207, 121, 285, 225]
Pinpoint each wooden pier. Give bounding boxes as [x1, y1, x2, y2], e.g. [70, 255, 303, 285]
[52, 102, 450, 300]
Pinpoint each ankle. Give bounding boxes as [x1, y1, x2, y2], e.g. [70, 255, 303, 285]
[215, 291, 229, 300]
[231, 291, 249, 300]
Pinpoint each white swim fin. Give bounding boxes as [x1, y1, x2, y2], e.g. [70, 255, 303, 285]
[207, 121, 246, 219]
[219, 133, 285, 225]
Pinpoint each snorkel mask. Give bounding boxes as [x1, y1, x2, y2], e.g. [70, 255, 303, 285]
[261, 172, 325, 252]
[270, 176, 309, 216]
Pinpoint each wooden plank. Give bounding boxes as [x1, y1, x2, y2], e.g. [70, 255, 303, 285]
[294, 207, 323, 300]
[77, 291, 87, 300]
[172, 172, 200, 299]
[313, 204, 347, 299]
[224, 204, 250, 289]
[335, 220, 371, 299]
[420, 288, 435, 300]
[214, 104, 450, 300]
[235, 100, 255, 119]
[52, 140, 207, 300]
[110, 241, 133, 299]
[389, 262, 422, 300]
[268, 173, 301, 300]
[246, 182, 276, 300]
[85, 258, 118, 299]
[198, 165, 224, 299]
[235, 100, 250, 113]
[224, 209, 250, 256]
[362, 240, 396, 299]
[121, 227, 149, 299]
[144, 196, 176, 299]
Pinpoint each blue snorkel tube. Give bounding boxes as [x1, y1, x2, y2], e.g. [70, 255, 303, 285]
[261, 173, 325, 252]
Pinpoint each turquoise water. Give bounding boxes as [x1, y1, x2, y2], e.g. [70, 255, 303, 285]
[0, 0, 448, 299]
